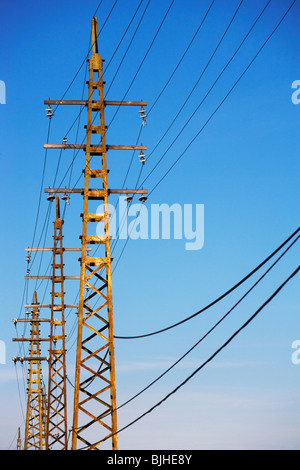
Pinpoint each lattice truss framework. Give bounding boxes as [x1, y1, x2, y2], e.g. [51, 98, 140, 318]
[46, 196, 68, 450]
[72, 17, 118, 450]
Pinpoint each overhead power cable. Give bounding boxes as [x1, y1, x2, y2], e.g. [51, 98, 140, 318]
[147, 0, 217, 116]
[28, 0, 116, 268]
[103, 0, 279, 276]
[107, 0, 175, 129]
[89, 264, 300, 444]
[52, 0, 151, 192]
[61, 0, 146, 142]
[51, 0, 119, 115]
[143, 0, 271, 170]
[114, 233, 300, 412]
[30, 120, 52, 251]
[114, 226, 300, 338]
[142, 0, 297, 196]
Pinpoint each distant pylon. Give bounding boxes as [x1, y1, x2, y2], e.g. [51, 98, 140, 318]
[46, 196, 68, 449]
[17, 427, 21, 450]
[24, 292, 46, 450]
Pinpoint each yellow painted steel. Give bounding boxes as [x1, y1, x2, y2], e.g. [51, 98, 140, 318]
[46, 196, 68, 449]
[71, 17, 118, 450]
[24, 292, 46, 450]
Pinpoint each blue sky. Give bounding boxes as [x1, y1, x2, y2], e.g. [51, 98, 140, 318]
[0, 0, 299, 450]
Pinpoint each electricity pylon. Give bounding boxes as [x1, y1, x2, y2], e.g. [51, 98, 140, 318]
[14, 292, 47, 450]
[43, 16, 147, 450]
[17, 427, 21, 450]
[72, 17, 119, 451]
[46, 195, 68, 450]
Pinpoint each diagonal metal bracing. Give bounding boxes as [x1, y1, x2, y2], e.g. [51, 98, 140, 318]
[36, 15, 149, 450]
[71, 16, 119, 450]
[46, 196, 68, 450]
[23, 292, 47, 450]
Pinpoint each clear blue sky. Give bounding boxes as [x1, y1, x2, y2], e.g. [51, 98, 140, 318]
[0, 0, 299, 450]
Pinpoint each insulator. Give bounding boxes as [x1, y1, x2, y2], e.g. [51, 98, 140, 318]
[62, 137, 67, 144]
[62, 193, 70, 205]
[47, 193, 55, 202]
[139, 194, 147, 203]
[139, 106, 147, 126]
[46, 104, 54, 118]
[124, 194, 133, 203]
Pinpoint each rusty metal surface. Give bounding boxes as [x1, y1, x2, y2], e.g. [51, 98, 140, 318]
[46, 196, 68, 450]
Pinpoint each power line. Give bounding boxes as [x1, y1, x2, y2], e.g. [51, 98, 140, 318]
[107, 264, 300, 442]
[105, 0, 275, 274]
[143, 0, 271, 170]
[60, 0, 146, 143]
[52, 0, 119, 115]
[143, 0, 297, 197]
[114, 225, 300, 338]
[147, 0, 217, 116]
[114, 233, 300, 412]
[107, 0, 175, 129]
[30, 119, 52, 250]
[51, 0, 151, 192]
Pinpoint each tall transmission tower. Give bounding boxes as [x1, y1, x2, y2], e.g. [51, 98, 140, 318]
[13, 292, 47, 450]
[17, 427, 21, 450]
[46, 195, 68, 450]
[43, 16, 148, 449]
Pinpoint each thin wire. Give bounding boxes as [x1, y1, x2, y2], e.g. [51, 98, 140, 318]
[107, 0, 175, 130]
[30, 119, 52, 250]
[114, 225, 300, 338]
[114, 233, 300, 412]
[52, 0, 119, 115]
[78, 264, 300, 445]
[143, 0, 271, 169]
[54, 0, 151, 191]
[147, 0, 217, 116]
[58, 0, 145, 143]
[144, 0, 297, 197]
[105, 0, 274, 275]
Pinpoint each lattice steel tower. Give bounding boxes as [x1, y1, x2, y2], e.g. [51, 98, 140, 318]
[71, 17, 119, 450]
[23, 292, 46, 450]
[46, 195, 68, 449]
[42, 16, 147, 450]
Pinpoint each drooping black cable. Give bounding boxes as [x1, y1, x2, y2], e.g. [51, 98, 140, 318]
[105, 265, 300, 443]
[114, 226, 300, 338]
[114, 233, 300, 411]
